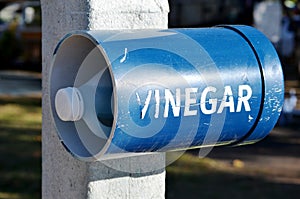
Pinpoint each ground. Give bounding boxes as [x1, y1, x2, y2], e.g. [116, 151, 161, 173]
[1, 70, 300, 198]
[167, 126, 300, 199]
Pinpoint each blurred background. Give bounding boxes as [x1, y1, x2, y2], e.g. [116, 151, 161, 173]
[0, 0, 300, 198]
[0, 0, 40, 72]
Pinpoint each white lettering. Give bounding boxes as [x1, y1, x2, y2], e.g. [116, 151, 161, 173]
[154, 89, 160, 118]
[138, 84, 253, 119]
[184, 88, 198, 116]
[136, 90, 152, 119]
[217, 86, 235, 113]
[164, 89, 181, 118]
[201, 86, 217, 114]
[236, 85, 252, 112]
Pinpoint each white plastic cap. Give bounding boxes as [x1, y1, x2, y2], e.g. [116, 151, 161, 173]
[55, 87, 84, 121]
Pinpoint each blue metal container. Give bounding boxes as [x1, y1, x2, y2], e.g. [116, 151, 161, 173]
[50, 25, 284, 161]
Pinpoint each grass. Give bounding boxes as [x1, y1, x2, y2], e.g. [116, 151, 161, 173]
[0, 97, 41, 199]
[0, 96, 300, 199]
[166, 153, 300, 199]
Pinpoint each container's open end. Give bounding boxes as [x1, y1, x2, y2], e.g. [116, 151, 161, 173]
[50, 33, 115, 160]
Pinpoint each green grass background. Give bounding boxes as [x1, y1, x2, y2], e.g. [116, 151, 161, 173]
[1, 97, 300, 199]
[0, 97, 41, 199]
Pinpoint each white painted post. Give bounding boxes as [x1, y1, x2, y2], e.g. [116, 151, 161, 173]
[41, 0, 169, 198]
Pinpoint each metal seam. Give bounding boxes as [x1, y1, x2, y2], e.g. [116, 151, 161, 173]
[218, 25, 266, 146]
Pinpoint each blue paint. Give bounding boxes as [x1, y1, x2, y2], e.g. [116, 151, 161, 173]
[50, 25, 284, 161]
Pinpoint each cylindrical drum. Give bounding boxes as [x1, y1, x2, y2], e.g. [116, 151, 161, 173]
[50, 25, 284, 161]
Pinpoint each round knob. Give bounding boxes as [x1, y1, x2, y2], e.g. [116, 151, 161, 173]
[55, 87, 84, 121]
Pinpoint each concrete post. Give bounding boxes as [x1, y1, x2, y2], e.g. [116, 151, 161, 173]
[41, 0, 169, 198]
